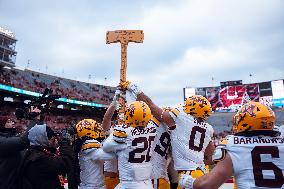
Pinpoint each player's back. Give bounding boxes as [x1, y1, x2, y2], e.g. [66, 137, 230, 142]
[226, 135, 284, 189]
[150, 117, 171, 180]
[170, 107, 214, 171]
[116, 123, 156, 181]
[79, 139, 115, 188]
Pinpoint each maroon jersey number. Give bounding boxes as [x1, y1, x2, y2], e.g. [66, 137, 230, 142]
[251, 146, 284, 188]
[128, 136, 155, 163]
[188, 126, 206, 152]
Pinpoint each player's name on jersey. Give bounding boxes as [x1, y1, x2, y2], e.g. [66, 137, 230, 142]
[131, 126, 156, 136]
[233, 136, 284, 145]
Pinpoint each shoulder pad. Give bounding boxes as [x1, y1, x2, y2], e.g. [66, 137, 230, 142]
[81, 141, 101, 152]
[112, 129, 128, 143]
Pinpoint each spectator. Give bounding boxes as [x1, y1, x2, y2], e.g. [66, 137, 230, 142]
[0, 117, 30, 189]
[19, 124, 75, 189]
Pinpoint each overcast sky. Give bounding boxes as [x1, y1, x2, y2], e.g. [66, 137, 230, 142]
[0, 0, 283, 106]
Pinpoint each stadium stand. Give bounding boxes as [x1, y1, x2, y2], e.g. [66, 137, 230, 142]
[0, 67, 115, 105]
[0, 66, 117, 134]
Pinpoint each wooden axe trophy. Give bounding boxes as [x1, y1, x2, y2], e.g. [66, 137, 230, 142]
[106, 30, 144, 125]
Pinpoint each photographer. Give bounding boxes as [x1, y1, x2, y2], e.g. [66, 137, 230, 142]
[0, 107, 41, 189]
[19, 124, 75, 189]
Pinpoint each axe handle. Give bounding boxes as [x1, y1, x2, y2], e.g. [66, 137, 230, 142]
[117, 43, 128, 125]
[120, 43, 127, 83]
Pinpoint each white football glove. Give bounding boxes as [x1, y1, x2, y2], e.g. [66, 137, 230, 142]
[127, 82, 142, 97]
[112, 89, 126, 109]
[179, 173, 196, 189]
[112, 89, 122, 104]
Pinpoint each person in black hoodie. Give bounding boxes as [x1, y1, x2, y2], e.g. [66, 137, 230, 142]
[20, 124, 75, 189]
[0, 117, 39, 189]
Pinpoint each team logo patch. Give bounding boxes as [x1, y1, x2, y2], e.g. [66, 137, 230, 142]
[240, 103, 256, 117]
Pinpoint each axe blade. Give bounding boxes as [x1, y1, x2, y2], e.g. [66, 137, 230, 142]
[106, 30, 144, 44]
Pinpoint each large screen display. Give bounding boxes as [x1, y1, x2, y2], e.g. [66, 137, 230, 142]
[194, 84, 260, 111]
[218, 84, 259, 109]
[271, 80, 284, 107]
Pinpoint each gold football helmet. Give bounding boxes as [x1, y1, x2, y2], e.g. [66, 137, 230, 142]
[76, 119, 106, 141]
[183, 95, 212, 121]
[233, 101, 276, 133]
[125, 101, 151, 127]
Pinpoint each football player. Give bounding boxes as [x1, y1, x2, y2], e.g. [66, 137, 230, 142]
[150, 113, 172, 189]
[180, 101, 284, 189]
[104, 89, 140, 189]
[103, 101, 156, 189]
[76, 101, 117, 189]
[75, 118, 115, 189]
[120, 82, 215, 188]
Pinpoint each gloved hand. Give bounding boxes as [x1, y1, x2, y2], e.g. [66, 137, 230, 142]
[111, 88, 122, 107]
[179, 172, 196, 189]
[119, 81, 142, 97]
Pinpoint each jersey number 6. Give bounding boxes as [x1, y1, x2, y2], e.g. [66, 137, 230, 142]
[251, 146, 284, 188]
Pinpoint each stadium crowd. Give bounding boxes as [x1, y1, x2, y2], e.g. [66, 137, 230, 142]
[0, 67, 115, 105]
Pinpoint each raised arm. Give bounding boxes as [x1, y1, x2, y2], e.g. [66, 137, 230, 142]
[179, 153, 233, 189]
[137, 92, 176, 129]
[101, 103, 116, 131]
[120, 81, 176, 129]
[102, 89, 122, 131]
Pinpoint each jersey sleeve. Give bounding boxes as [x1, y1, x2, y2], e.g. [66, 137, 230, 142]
[90, 148, 116, 161]
[212, 138, 228, 163]
[168, 107, 180, 122]
[102, 130, 128, 153]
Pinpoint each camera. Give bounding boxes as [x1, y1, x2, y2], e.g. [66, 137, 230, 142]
[15, 88, 61, 120]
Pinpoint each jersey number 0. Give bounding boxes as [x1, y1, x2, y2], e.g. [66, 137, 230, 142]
[189, 126, 206, 152]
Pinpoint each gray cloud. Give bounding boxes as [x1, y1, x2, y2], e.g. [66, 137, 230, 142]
[0, 0, 283, 106]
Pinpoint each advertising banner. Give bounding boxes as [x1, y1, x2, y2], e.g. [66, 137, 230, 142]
[271, 80, 284, 107]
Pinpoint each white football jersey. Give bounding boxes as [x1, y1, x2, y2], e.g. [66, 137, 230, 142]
[150, 117, 171, 180]
[274, 125, 284, 137]
[103, 122, 157, 182]
[104, 127, 118, 174]
[226, 135, 284, 189]
[79, 139, 116, 189]
[169, 106, 214, 171]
